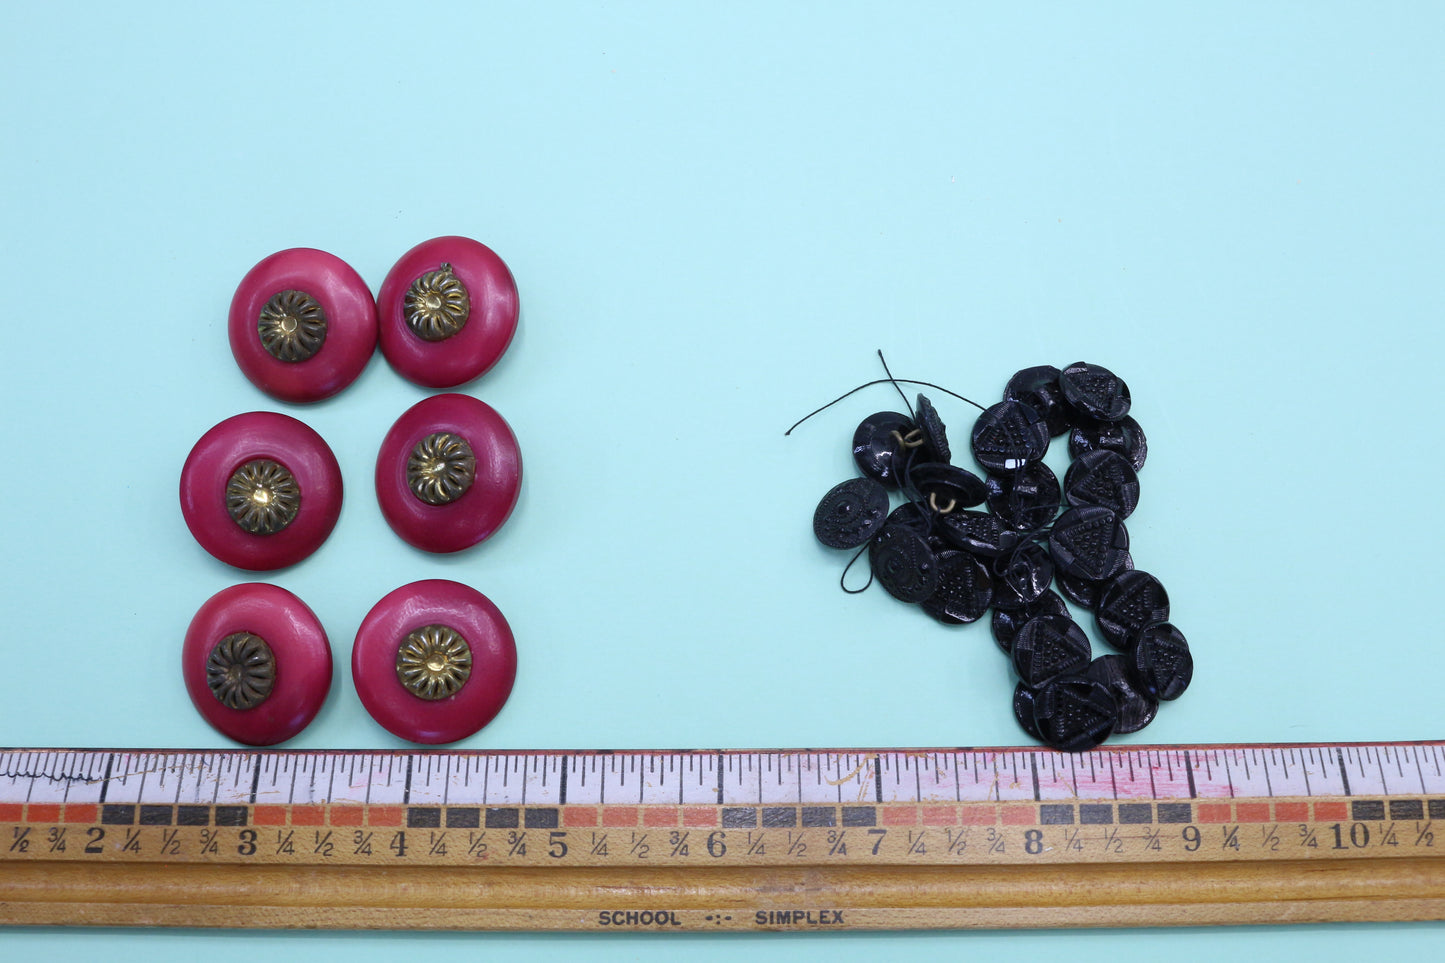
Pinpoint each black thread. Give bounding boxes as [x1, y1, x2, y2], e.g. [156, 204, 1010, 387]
[840, 544, 874, 594]
[783, 379, 987, 435]
[876, 350, 915, 420]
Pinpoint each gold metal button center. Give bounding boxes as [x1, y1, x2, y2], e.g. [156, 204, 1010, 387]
[396, 625, 472, 700]
[403, 263, 470, 341]
[257, 289, 327, 362]
[206, 633, 276, 710]
[406, 432, 476, 506]
[226, 459, 301, 535]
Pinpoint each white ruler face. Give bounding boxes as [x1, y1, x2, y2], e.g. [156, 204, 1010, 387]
[2, 743, 1442, 808]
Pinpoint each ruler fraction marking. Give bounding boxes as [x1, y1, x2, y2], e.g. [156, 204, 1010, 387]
[2, 742, 1445, 931]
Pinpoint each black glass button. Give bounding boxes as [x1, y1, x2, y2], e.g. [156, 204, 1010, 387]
[1055, 554, 1133, 609]
[1012, 682, 1043, 740]
[852, 411, 916, 487]
[909, 462, 987, 512]
[1064, 449, 1140, 518]
[1049, 506, 1130, 582]
[1059, 362, 1131, 423]
[1085, 654, 1158, 734]
[914, 393, 950, 464]
[886, 501, 932, 536]
[1033, 675, 1120, 752]
[812, 478, 889, 549]
[869, 525, 941, 603]
[1095, 570, 1170, 650]
[985, 463, 1061, 531]
[1131, 623, 1192, 700]
[991, 589, 1068, 654]
[937, 510, 1004, 557]
[1010, 614, 1091, 688]
[1068, 416, 1147, 472]
[921, 551, 993, 624]
[970, 400, 1050, 473]
[1005, 365, 1071, 437]
[991, 539, 1055, 609]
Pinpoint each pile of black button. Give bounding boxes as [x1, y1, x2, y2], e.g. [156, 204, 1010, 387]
[810, 362, 1192, 752]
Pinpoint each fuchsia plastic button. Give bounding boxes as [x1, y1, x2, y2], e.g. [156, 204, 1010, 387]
[375, 394, 521, 553]
[376, 236, 519, 388]
[352, 580, 517, 744]
[183, 583, 333, 746]
[229, 248, 378, 403]
[180, 412, 344, 570]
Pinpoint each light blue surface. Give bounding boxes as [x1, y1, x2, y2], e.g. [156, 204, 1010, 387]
[1, 1, 1442, 957]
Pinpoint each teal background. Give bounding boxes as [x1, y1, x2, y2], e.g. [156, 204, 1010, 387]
[2, 1, 1442, 958]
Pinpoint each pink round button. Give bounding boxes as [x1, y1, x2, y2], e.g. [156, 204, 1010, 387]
[376, 236, 519, 388]
[352, 580, 517, 744]
[375, 394, 521, 554]
[229, 248, 377, 403]
[183, 583, 333, 746]
[180, 412, 344, 570]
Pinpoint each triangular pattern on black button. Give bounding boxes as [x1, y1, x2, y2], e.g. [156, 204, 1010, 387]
[1054, 515, 1111, 574]
[1073, 373, 1119, 410]
[1114, 581, 1163, 626]
[1153, 645, 1184, 680]
[1051, 686, 1110, 736]
[1013, 616, 1089, 686]
[922, 553, 993, 624]
[975, 418, 1030, 457]
[1076, 459, 1125, 502]
[1032, 638, 1082, 678]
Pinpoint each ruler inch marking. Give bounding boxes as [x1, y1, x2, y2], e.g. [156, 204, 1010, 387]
[247, 756, 261, 805]
[97, 754, 114, 804]
[1338, 748, 1353, 796]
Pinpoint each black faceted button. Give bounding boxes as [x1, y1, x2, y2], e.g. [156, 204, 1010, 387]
[921, 551, 993, 625]
[986, 463, 1061, 532]
[1012, 682, 1042, 741]
[909, 463, 987, 512]
[1049, 506, 1130, 582]
[1033, 675, 1120, 752]
[869, 525, 941, 603]
[1069, 416, 1147, 472]
[991, 589, 1068, 655]
[991, 539, 1055, 610]
[1011, 615, 1091, 688]
[852, 411, 916, 487]
[1005, 365, 1070, 437]
[1055, 554, 1133, 609]
[813, 478, 889, 549]
[1132, 623, 1192, 700]
[1095, 570, 1170, 650]
[937, 510, 1005, 557]
[970, 401, 1050, 473]
[1059, 362, 1131, 423]
[1064, 449, 1140, 519]
[914, 394, 950, 464]
[1085, 655, 1158, 734]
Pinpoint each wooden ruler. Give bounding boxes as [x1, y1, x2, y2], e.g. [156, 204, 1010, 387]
[2, 742, 1443, 930]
